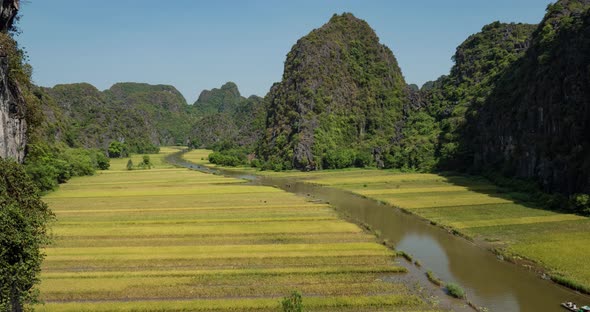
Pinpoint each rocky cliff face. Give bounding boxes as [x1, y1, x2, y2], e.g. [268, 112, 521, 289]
[423, 22, 535, 168]
[259, 13, 407, 170]
[0, 52, 25, 162]
[470, 0, 590, 194]
[0, 0, 25, 162]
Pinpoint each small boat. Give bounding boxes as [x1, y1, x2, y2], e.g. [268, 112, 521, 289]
[561, 302, 578, 311]
[561, 302, 590, 312]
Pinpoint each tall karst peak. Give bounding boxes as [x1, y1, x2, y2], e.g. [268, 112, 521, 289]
[259, 12, 407, 170]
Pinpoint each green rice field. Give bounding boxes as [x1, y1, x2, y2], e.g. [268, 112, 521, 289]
[183, 149, 590, 293]
[38, 147, 440, 311]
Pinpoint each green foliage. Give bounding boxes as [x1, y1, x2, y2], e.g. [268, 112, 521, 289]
[208, 151, 244, 167]
[201, 137, 257, 168]
[259, 13, 407, 170]
[425, 22, 536, 168]
[136, 155, 153, 170]
[464, 2, 590, 199]
[571, 194, 590, 215]
[108, 141, 127, 158]
[323, 149, 355, 169]
[426, 270, 443, 287]
[40, 82, 189, 155]
[191, 82, 243, 116]
[386, 111, 439, 171]
[95, 152, 110, 170]
[24, 143, 108, 192]
[190, 91, 266, 151]
[281, 291, 303, 312]
[0, 158, 54, 311]
[126, 159, 134, 171]
[445, 283, 465, 299]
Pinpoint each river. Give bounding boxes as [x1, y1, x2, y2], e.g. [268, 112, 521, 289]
[167, 152, 590, 311]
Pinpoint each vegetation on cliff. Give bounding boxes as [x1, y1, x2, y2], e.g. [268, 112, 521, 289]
[191, 82, 244, 116]
[423, 22, 536, 168]
[0, 4, 54, 310]
[258, 13, 407, 171]
[42, 82, 191, 154]
[467, 0, 590, 206]
[189, 83, 265, 150]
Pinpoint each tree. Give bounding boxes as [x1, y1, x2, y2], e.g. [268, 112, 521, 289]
[139, 155, 152, 169]
[126, 159, 134, 170]
[108, 141, 127, 158]
[0, 158, 53, 311]
[95, 152, 110, 170]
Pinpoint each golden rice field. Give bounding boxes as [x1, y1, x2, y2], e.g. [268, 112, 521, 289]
[183, 149, 590, 293]
[38, 147, 441, 311]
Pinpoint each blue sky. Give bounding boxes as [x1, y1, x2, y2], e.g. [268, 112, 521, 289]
[18, 0, 551, 102]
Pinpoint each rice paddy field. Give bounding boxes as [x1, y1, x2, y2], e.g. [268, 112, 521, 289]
[183, 149, 590, 293]
[38, 147, 441, 311]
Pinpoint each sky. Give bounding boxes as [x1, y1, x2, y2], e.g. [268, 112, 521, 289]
[18, 0, 551, 103]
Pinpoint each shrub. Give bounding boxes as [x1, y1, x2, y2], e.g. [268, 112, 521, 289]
[281, 291, 303, 312]
[24, 144, 107, 192]
[446, 282, 466, 299]
[95, 152, 110, 170]
[323, 149, 355, 169]
[126, 159, 134, 170]
[209, 152, 242, 167]
[571, 193, 590, 215]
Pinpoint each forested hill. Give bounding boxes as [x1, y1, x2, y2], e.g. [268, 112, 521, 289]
[258, 13, 408, 170]
[421, 22, 536, 168]
[40, 82, 193, 154]
[189, 82, 266, 149]
[192, 82, 245, 116]
[467, 0, 590, 195]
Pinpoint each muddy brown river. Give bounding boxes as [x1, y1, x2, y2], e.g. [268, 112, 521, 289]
[168, 152, 590, 311]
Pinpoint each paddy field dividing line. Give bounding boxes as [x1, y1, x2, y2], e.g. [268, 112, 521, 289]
[39, 149, 439, 311]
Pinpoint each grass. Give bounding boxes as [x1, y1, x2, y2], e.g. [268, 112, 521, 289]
[38, 148, 438, 311]
[445, 283, 465, 299]
[181, 150, 590, 293]
[426, 271, 443, 287]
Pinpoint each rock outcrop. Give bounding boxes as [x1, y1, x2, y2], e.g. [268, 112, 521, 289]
[0, 0, 25, 162]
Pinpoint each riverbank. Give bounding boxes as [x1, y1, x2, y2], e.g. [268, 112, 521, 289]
[182, 149, 590, 296]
